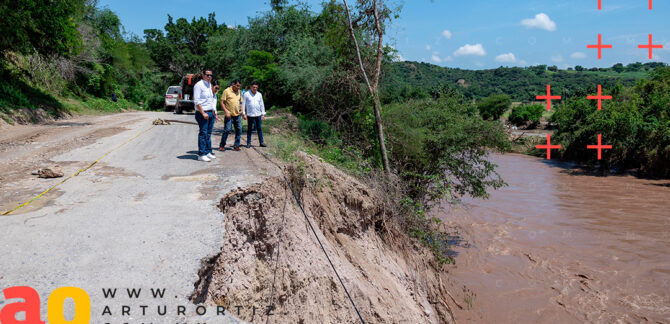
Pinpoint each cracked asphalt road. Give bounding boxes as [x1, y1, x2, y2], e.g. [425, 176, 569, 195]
[0, 111, 278, 322]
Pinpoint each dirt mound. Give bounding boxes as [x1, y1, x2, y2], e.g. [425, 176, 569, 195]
[191, 152, 456, 323]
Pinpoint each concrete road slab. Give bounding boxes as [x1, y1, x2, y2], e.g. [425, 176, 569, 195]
[0, 112, 278, 323]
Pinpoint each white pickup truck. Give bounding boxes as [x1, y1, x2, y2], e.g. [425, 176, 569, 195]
[164, 86, 180, 111]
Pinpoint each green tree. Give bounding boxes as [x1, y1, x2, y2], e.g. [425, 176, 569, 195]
[575, 65, 584, 71]
[342, 0, 397, 173]
[242, 50, 280, 100]
[626, 62, 643, 72]
[383, 95, 509, 201]
[531, 65, 547, 75]
[477, 94, 511, 120]
[612, 63, 625, 73]
[508, 104, 544, 127]
[0, 0, 86, 56]
[551, 68, 670, 176]
[144, 13, 223, 77]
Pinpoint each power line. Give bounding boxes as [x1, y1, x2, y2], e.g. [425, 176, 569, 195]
[252, 146, 366, 324]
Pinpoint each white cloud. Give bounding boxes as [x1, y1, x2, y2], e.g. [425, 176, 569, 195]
[393, 53, 406, 62]
[442, 30, 452, 39]
[551, 55, 564, 63]
[430, 52, 452, 64]
[495, 53, 516, 63]
[521, 13, 557, 31]
[454, 43, 486, 56]
[519, 60, 528, 66]
[570, 52, 587, 59]
[425, 44, 431, 51]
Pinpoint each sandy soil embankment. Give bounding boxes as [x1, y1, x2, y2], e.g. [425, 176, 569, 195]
[191, 151, 459, 323]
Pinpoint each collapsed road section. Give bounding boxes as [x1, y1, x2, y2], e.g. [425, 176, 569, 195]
[191, 152, 459, 323]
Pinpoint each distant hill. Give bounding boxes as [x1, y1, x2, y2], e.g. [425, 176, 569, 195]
[381, 61, 666, 102]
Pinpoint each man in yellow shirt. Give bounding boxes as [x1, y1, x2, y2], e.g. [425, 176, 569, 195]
[218, 80, 243, 151]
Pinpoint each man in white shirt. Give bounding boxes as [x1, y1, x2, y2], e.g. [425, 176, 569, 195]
[242, 81, 266, 148]
[193, 69, 219, 162]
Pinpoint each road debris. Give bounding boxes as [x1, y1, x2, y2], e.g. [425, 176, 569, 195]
[153, 118, 171, 125]
[33, 166, 64, 178]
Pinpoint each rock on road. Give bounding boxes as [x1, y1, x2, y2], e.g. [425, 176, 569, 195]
[0, 111, 278, 322]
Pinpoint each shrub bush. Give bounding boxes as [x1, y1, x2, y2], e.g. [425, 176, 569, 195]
[298, 115, 337, 145]
[0, 63, 64, 115]
[383, 95, 510, 203]
[145, 94, 164, 111]
[508, 104, 544, 127]
[477, 94, 511, 120]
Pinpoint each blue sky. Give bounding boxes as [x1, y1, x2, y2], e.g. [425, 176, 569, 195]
[99, 0, 669, 70]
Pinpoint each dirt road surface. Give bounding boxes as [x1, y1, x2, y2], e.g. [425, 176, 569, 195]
[0, 111, 278, 322]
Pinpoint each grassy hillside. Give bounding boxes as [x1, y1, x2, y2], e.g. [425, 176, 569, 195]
[381, 61, 664, 103]
[0, 60, 138, 124]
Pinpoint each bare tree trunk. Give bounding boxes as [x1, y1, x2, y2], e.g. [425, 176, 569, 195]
[371, 0, 383, 92]
[342, 0, 391, 175]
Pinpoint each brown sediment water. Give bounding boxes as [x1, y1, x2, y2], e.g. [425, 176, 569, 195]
[442, 153, 670, 323]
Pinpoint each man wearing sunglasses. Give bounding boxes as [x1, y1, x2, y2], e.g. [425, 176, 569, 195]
[193, 69, 219, 162]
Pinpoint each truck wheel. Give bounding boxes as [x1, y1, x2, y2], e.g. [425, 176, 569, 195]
[175, 104, 183, 114]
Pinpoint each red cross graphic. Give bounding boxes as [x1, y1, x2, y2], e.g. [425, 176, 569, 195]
[587, 85, 612, 111]
[587, 34, 613, 59]
[649, 0, 653, 9]
[598, 0, 602, 10]
[587, 134, 612, 160]
[536, 84, 561, 111]
[638, 34, 663, 59]
[536, 134, 561, 160]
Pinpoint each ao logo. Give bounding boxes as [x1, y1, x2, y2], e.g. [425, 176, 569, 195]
[0, 286, 90, 324]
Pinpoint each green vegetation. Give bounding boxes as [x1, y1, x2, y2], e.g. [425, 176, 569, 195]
[384, 96, 509, 200]
[509, 104, 544, 127]
[0, 62, 64, 115]
[477, 94, 511, 120]
[3, 0, 668, 263]
[263, 96, 508, 265]
[382, 61, 663, 103]
[549, 67, 670, 177]
[265, 113, 372, 176]
[0, 1, 85, 57]
[1, 1, 159, 119]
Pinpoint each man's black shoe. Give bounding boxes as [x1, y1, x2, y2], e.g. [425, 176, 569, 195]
[246, 144, 251, 148]
[259, 143, 267, 147]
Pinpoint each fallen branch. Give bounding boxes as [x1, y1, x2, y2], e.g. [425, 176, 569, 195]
[511, 131, 527, 143]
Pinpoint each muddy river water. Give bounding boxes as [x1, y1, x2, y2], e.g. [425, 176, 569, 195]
[441, 153, 670, 323]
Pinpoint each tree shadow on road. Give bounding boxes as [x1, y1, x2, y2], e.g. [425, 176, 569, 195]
[46, 122, 93, 127]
